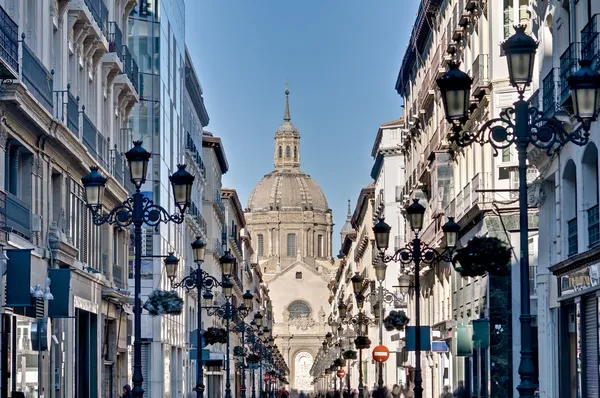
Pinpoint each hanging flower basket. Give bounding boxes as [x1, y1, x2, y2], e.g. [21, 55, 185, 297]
[203, 327, 227, 345]
[333, 358, 346, 367]
[142, 290, 184, 316]
[354, 336, 371, 350]
[452, 236, 512, 277]
[247, 354, 260, 364]
[383, 310, 410, 331]
[233, 346, 246, 357]
[342, 350, 357, 360]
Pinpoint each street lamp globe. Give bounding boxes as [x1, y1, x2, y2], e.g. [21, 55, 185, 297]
[222, 280, 233, 298]
[263, 327, 271, 338]
[81, 167, 107, 210]
[436, 61, 473, 122]
[191, 237, 206, 263]
[337, 301, 348, 319]
[254, 312, 264, 327]
[202, 291, 214, 307]
[442, 217, 461, 248]
[322, 341, 328, 351]
[325, 332, 333, 344]
[169, 164, 195, 213]
[406, 199, 426, 232]
[243, 290, 254, 309]
[374, 260, 387, 282]
[351, 272, 364, 295]
[502, 25, 538, 89]
[568, 59, 600, 125]
[373, 218, 391, 251]
[164, 252, 179, 280]
[220, 250, 235, 277]
[125, 141, 152, 188]
[355, 293, 365, 310]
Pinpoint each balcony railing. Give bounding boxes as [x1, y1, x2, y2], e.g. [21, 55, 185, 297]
[568, 217, 578, 257]
[582, 14, 599, 69]
[472, 54, 489, 96]
[0, 189, 31, 240]
[560, 42, 581, 105]
[186, 131, 206, 178]
[108, 22, 123, 61]
[213, 189, 225, 217]
[0, 4, 18, 78]
[122, 45, 139, 93]
[84, 0, 108, 37]
[588, 205, 599, 248]
[542, 68, 559, 118]
[113, 149, 124, 184]
[54, 85, 80, 136]
[22, 43, 53, 113]
[82, 112, 111, 169]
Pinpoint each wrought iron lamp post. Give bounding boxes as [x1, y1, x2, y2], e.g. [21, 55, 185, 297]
[373, 203, 459, 398]
[81, 141, 194, 398]
[166, 237, 226, 398]
[436, 26, 600, 398]
[236, 312, 260, 398]
[203, 255, 254, 398]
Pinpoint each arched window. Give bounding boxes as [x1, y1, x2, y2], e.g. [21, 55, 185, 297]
[288, 300, 311, 319]
[286, 146, 291, 158]
[287, 233, 296, 256]
[278, 146, 282, 158]
[564, 160, 578, 256]
[582, 144, 599, 247]
[294, 146, 297, 160]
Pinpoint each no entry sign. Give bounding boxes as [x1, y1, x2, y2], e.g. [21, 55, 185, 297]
[270, 377, 277, 383]
[263, 375, 270, 382]
[336, 369, 346, 379]
[372, 345, 390, 363]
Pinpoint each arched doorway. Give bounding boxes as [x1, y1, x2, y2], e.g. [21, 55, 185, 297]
[294, 351, 314, 394]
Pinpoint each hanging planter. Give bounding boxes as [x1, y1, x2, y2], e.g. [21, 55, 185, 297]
[343, 350, 357, 360]
[143, 290, 184, 316]
[354, 336, 371, 350]
[203, 327, 227, 345]
[233, 346, 246, 357]
[452, 236, 512, 277]
[383, 310, 410, 331]
[247, 354, 260, 364]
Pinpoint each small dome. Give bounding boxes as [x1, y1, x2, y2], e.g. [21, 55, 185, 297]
[247, 170, 329, 212]
[276, 120, 299, 135]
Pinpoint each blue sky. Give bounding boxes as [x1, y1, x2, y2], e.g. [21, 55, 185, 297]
[185, 0, 419, 253]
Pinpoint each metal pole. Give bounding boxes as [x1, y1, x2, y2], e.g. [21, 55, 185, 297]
[241, 326, 247, 398]
[259, 358, 263, 398]
[413, 236, 423, 398]
[132, 191, 144, 398]
[358, 345, 364, 398]
[514, 98, 536, 398]
[225, 301, 232, 398]
[377, 283, 384, 398]
[347, 362, 351, 397]
[252, 368, 256, 398]
[197, 268, 204, 398]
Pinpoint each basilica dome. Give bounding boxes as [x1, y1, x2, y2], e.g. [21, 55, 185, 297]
[247, 170, 329, 212]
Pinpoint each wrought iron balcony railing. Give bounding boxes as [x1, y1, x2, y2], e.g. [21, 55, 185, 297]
[122, 44, 139, 93]
[0, 4, 18, 78]
[22, 43, 53, 113]
[0, 189, 31, 240]
[82, 112, 110, 170]
[542, 68, 560, 118]
[84, 0, 108, 37]
[53, 86, 80, 136]
[108, 21, 123, 61]
[582, 14, 599, 69]
[559, 42, 581, 105]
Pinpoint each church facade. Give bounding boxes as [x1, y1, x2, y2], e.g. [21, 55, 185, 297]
[245, 90, 334, 394]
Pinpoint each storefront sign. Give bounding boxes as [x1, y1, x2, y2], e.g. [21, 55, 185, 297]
[558, 263, 600, 297]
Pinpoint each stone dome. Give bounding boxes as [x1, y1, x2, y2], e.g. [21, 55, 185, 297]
[247, 170, 329, 212]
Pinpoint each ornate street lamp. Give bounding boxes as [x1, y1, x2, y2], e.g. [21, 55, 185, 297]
[568, 59, 600, 130]
[81, 141, 194, 398]
[502, 25, 537, 90]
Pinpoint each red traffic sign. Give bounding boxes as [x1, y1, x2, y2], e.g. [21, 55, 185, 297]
[263, 376, 270, 382]
[336, 369, 346, 379]
[372, 345, 390, 363]
[241, 387, 247, 391]
[270, 377, 277, 383]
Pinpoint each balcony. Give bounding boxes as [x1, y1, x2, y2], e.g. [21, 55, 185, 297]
[542, 68, 560, 118]
[185, 131, 206, 179]
[122, 45, 139, 93]
[582, 15, 600, 69]
[559, 42, 581, 106]
[22, 43, 53, 114]
[471, 54, 490, 99]
[0, 4, 19, 79]
[54, 87, 80, 137]
[187, 200, 208, 239]
[111, 149, 124, 184]
[84, 0, 108, 37]
[213, 189, 225, 221]
[567, 217, 578, 257]
[588, 205, 599, 248]
[82, 112, 110, 170]
[0, 189, 31, 240]
[108, 22, 123, 61]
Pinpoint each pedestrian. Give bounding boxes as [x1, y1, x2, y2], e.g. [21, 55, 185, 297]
[278, 387, 290, 398]
[352, 389, 359, 398]
[122, 385, 132, 398]
[440, 385, 453, 398]
[453, 381, 468, 398]
[391, 384, 401, 398]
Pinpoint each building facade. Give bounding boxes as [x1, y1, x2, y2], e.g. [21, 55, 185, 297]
[0, 0, 138, 397]
[245, 90, 334, 396]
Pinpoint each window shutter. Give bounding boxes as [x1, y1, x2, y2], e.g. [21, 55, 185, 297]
[585, 296, 599, 395]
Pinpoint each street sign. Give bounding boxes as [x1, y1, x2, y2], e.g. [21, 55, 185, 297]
[264, 376, 270, 382]
[336, 369, 346, 379]
[372, 345, 390, 363]
[270, 377, 277, 383]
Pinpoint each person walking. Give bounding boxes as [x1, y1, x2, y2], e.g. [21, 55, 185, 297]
[440, 385, 453, 398]
[391, 384, 401, 398]
[453, 381, 468, 398]
[122, 385, 132, 398]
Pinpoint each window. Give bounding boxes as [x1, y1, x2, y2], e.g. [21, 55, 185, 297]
[295, 272, 302, 279]
[287, 233, 296, 256]
[286, 146, 291, 158]
[502, 147, 511, 162]
[257, 234, 264, 256]
[317, 235, 323, 257]
[278, 146, 282, 158]
[564, 160, 578, 256]
[294, 146, 297, 160]
[499, 167, 510, 180]
[288, 300, 311, 319]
